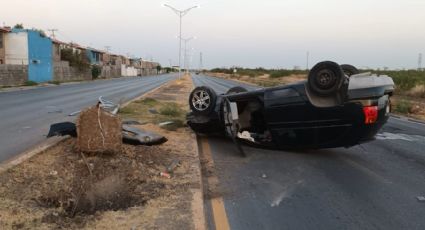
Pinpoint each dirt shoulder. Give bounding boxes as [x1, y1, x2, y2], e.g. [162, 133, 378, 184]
[0, 75, 205, 229]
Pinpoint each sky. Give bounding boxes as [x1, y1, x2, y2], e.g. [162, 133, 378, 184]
[1, 0, 424, 69]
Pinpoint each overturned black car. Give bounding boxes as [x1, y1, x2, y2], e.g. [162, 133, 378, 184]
[187, 61, 394, 152]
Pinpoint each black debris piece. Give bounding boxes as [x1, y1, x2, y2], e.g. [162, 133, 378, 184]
[122, 125, 167, 145]
[47, 122, 77, 137]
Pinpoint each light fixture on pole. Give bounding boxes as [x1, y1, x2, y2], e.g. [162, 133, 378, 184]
[163, 4, 199, 78]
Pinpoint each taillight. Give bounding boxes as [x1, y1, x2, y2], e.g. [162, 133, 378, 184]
[363, 106, 378, 124]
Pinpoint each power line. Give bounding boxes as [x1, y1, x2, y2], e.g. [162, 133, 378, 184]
[47, 29, 58, 38]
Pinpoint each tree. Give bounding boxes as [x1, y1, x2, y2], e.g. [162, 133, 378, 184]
[156, 65, 162, 74]
[60, 48, 90, 71]
[14, 24, 24, 29]
[91, 65, 102, 79]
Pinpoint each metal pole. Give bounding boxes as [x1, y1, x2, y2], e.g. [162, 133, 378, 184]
[179, 14, 182, 78]
[306, 51, 309, 70]
[163, 4, 198, 78]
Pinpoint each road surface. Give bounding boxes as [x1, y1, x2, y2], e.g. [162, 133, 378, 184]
[0, 74, 176, 162]
[192, 74, 425, 230]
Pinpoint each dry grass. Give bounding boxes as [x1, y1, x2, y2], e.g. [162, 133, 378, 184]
[119, 98, 187, 131]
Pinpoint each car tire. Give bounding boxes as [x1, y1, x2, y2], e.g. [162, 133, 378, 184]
[340, 64, 360, 77]
[308, 61, 345, 96]
[189, 86, 217, 115]
[226, 86, 248, 94]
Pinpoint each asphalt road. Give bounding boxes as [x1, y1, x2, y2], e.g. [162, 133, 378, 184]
[192, 74, 425, 230]
[0, 74, 176, 162]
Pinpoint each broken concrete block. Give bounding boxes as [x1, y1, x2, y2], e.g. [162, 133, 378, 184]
[76, 105, 122, 154]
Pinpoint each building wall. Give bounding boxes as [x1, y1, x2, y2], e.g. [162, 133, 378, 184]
[0, 32, 5, 64]
[121, 64, 136, 77]
[4, 31, 28, 65]
[101, 65, 121, 78]
[53, 61, 91, 82]
[86, 50, 102, 65]
[0, 64, 28, 86]
[27, 30, 53, 82]
[52, 43, 61, 62]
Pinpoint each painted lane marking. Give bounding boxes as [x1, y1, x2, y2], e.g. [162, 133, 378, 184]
[201, 137, 231, 230]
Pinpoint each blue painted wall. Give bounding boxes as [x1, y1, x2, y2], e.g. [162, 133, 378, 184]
[86, 49, 100, 65]
[27, 30, 52, 82]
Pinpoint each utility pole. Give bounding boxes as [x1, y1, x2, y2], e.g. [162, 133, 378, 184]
[180, 36, 195, 74]
[419, 53, 423, 71]
[306, 51, 310, 70]
[47, 29, 58, 39]
[163, 4, 199, 78]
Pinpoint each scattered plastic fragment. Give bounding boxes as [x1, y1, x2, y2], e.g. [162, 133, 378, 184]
[417, 196, 425, 202]
[68, 110, 81, 116]
[166, 159, 180, 173]
[159, 121, 174, 127]
[159, 172, 171, 179]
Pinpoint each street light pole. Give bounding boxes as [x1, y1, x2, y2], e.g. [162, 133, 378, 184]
[163, 4, 198, 78]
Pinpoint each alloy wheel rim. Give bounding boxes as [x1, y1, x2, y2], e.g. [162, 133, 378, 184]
[192, 90, 211, 111]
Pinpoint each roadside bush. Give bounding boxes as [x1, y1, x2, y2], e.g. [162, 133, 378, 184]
[91, 65, 102, 79]
[48, 81, 61, 85]
[23, 81, 38, 86]
[372, 70, 425, 91]
[394, 100, 412, 114]
[211, 67, 308, 78]
[159, 103, 182, 116]
[136, 98, 158, 106]
[61, 48, 90, 71]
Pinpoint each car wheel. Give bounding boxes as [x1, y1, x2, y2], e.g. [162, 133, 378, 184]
[308, 61, 345, 96]
[189, 86, 217, 115]
[226, 86, 248, 95]
[340, 64, 360, 77]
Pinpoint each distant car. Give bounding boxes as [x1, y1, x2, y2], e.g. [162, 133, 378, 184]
[187, 61, 394, 154]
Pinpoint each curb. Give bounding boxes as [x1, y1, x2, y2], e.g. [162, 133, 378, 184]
[0, 136, 68, 173]
[390, 114, 425, 125]
[190, 133, 207, 230]
[0, 77, 176, 173]
[188, 75, 207, 230]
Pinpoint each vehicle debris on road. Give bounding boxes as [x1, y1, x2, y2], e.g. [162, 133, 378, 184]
[159, 171, 172, 179]
[47, 122, 77, 137]
[47, 97, 167, 147]
[166, 159, 180, 173]
[122, 125, 167, 145]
